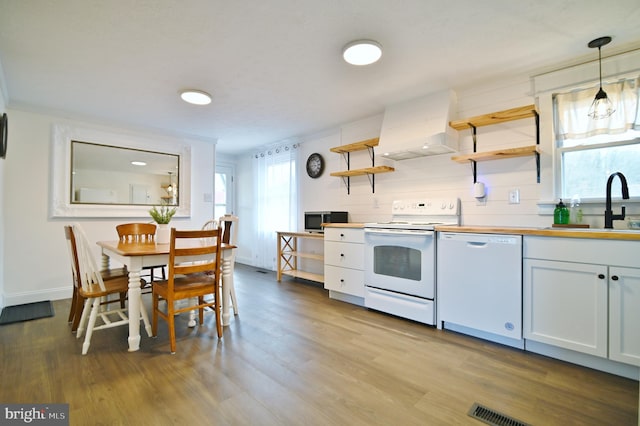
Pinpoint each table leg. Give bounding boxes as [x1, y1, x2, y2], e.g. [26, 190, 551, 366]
[127, 258, 143, 352]
[221, 256, 232, 326]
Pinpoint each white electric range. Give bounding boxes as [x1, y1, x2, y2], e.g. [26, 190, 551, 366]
[363, 199, 460, 325]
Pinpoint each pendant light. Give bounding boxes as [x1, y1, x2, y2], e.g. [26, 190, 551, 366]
[587, 36, 615, 120]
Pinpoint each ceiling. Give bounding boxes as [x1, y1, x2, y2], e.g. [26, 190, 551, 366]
[1, 1, 639, 155]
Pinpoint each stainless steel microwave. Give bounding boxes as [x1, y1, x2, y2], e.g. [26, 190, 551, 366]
[304, 211, 348, 232]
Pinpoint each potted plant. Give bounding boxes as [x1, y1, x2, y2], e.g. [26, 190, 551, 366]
[149, 204, 177, 244]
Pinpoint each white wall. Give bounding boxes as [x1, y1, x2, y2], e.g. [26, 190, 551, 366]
[1, 108, 216, 306]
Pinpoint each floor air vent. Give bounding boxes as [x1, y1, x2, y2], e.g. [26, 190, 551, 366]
[468, 403, 530, 426]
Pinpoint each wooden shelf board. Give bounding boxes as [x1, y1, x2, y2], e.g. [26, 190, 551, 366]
[330, 165, 395, 177]
[449, 104, 537, 130]
[282, 251, 324, 261]
[281, 270, 324, 283]
[451, 145, 540, 163]
[329, 138, 379, 154]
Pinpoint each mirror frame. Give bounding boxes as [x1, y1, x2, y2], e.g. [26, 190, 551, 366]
[50, 124, 191, 218]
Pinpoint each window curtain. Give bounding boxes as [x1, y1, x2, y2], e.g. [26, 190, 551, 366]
[253, 142, 299, 270]
[554, 76, 640, 142]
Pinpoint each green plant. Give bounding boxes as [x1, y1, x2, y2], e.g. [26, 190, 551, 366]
[149, 205, 177, 224]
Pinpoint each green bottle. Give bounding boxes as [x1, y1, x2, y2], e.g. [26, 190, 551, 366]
[554, 199, 569, 224]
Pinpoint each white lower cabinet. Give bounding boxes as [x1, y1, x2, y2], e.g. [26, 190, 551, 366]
[523, 259, 608, 357]
[609, 266, 640, 366]
[524, 236, 640, 367]
[324, 228, 364, 298]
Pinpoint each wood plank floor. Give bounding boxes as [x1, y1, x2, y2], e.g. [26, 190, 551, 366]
[1, 263, 638, 425]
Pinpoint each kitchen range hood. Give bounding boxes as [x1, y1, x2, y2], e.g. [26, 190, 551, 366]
[378, 90, 458, 160]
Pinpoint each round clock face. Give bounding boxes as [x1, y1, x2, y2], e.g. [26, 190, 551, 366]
[306, 153, 324, 178]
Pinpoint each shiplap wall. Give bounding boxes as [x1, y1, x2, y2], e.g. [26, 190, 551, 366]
[233, 74, 556, 268]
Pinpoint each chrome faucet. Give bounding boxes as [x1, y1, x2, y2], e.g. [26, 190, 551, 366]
[604, 172, 629, 229]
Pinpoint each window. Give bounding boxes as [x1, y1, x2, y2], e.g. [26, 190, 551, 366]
[253, 143, 299, 270]
[554, 77, 640, 200]
[215, 164, 234, 218]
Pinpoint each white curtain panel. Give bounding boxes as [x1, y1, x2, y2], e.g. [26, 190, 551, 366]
[252, 143, 299, 270]
[555, 76, 640, 142]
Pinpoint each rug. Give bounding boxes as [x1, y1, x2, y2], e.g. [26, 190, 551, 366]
[0, 301, 55, 325]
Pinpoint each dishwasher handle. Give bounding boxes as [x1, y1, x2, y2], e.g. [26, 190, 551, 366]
[466, 241, 488, 248]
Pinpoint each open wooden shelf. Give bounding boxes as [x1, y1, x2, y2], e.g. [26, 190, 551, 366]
[330, 165, 395, 177]
[281, 270, 324, 283]
[451, 145, 541, 163]
[329, 137, 379, 154]
[449, 104, 537, 130]
[277, 231, 324, 284]
[449, 104, 540, 183]
[330, 137, 394, 193]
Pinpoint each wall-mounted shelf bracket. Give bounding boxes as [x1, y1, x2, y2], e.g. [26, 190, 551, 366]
[450, 105, 541, 184]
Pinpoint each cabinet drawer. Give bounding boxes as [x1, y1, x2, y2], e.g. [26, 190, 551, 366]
[324, 265, 364, 297]
[324, 228, 364, 243]
[324, 241, 364, 270]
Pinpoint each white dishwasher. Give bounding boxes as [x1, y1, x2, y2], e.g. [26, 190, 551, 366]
[436, 232, 523, 349]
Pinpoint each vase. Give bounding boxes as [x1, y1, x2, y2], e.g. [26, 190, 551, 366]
[155, 223, 171, 244]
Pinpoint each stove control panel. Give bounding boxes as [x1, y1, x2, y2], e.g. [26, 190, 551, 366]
[391, 199, 460, 216]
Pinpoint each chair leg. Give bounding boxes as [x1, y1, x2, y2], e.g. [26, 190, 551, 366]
[214, 292, 222, 338]
[167, 296, 176, 354]
[230, 283, 238, 315]
[139, 300, 152, 337]
[119, 292, 126, 309]
[81, 298, 101, 355]
[70, 293, 85, 332]
[68, 287, 77, 323]
[76, 298, 92, 338]
[152, 294, 159, 337]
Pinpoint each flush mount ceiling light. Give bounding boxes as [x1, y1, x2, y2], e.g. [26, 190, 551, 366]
[131, 161, 146, 166]
[587, 36, 615, 120]
[342, 40, 382, 66]
[180, 89, 212, 105]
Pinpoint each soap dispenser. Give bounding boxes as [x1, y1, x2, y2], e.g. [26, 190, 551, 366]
[554, 199, 569, 225]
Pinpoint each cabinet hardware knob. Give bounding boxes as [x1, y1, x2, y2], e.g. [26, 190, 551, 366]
[611, 275, 619, 281]
[340, 253, 345, 257]
[340, 233, 344, 237]
[598, 274, 605, 279]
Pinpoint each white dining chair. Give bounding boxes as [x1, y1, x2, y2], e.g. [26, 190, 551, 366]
[71, 223, 152, 355]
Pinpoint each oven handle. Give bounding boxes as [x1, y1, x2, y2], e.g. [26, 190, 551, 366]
[364, 228, 434, 236]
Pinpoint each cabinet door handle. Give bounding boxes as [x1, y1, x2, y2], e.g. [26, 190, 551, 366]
[611, 275, 619, 281]
[598, 274, 605, 279]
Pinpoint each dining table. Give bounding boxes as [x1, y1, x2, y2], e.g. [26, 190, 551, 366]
[97, 239, 237, 352]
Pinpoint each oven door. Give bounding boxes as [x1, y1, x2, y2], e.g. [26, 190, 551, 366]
[364, 228, 435, 298]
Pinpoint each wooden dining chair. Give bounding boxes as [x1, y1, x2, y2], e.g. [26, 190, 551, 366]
[116, 223, 166, 283]
[70, 224, 151, 355]
[152, 227, 223, 353]
[64, 225, 127, 332]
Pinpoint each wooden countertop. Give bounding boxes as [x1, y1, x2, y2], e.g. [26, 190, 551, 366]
[435, 225, 640, 241]
[323, 223, 640, 240]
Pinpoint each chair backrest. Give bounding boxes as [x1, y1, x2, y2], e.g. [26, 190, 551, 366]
[116, 223, 157, 243]
[70, 223, 107, 292]
[167, 228, 222, 292]
[64, 225, 81, 292]
[201, 219, 218, 231]
[218, 214, 239, 245]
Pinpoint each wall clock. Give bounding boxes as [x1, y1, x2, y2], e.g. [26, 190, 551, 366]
[306, 153, 324, 178]
[0, 113, 6, 159]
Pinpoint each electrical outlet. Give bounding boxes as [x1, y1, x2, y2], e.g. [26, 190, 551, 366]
[508, 189, 520, 204]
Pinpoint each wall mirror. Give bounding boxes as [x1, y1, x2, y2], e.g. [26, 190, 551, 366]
[50, 124, 191, 218]
[71, 141, 179, 206]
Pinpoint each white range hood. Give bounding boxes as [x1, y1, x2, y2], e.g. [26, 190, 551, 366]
[378, 90, 458, 160]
